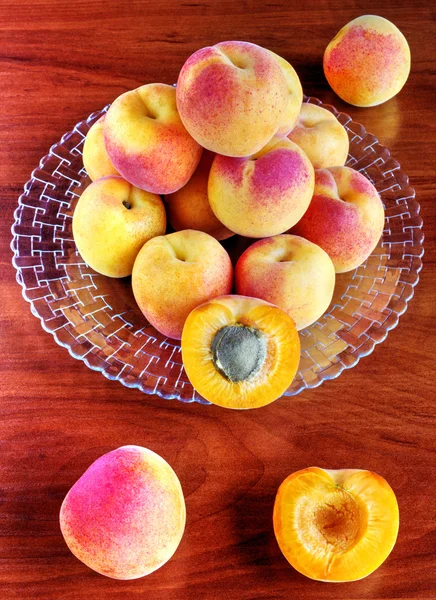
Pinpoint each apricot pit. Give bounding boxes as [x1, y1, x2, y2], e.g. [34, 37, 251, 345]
[211, 324, 267, 383]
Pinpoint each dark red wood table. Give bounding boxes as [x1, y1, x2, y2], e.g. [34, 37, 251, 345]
[1, 1, 435, 598]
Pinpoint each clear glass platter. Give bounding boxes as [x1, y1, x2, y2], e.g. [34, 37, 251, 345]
[11, 97, 424, 404]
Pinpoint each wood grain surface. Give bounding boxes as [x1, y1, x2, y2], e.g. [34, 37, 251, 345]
[1, 1, 435, 598]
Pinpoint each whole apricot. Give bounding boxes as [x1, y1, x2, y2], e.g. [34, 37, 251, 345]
[208, 136, 314, 238]
[324, 15, 410, 107]
[73, 176, 166, 278]
[176, 41, 289, 157]
[291, 167, 384, 273]
[60, 446, 186, 579]
[132, 230, 233, 339]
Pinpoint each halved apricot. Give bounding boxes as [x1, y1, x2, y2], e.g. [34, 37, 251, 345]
[181, 295, 300, 409]
[273, 467, 399, 582]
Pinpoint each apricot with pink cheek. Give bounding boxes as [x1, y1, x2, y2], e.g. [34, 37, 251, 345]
[208, 136, 314, 238]
[291, 167, 385, 273]
[176, 41, 289, 157]
[60, 446, 185, 580]
[235, 235, 335, 331]
[324, 15, 410, 107]
[104, 83, 202, 194]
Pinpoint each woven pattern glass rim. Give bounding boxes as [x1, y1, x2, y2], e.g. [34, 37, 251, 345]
[11, 96, 424, 404]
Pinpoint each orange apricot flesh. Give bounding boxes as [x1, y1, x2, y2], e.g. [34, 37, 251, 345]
[273, 467, 399, 582]
[181, 295, 300, 409]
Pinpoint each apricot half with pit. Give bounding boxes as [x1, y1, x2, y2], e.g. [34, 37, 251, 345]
[181, 295, 300, 409]
[273, 467, 399, 582]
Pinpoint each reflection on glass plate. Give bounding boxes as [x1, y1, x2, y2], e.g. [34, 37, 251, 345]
[11, 97, 424, 404]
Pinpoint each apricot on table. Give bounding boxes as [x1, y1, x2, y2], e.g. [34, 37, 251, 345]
[164, 151, 234, 241]
[324, 15, 411, 107]
[208, 136, 314, 238]
[291, 166, 385, 273]
[273, 467, 399, 582]
[181, 295, 300, 409]
[104, 83, 202, 194]
[235, 235, 335, 331]
[288, 103, 349, 169]
[60, 445, 186, 580]
[132, 230, 233, 340]
[176, 41, 289, 157]
[82, 115, 120, 181]
[73, 175, 166, 278]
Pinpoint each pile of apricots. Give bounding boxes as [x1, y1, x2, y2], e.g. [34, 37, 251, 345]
[69, 15, 410, 584]
[74, 16, 411, 412]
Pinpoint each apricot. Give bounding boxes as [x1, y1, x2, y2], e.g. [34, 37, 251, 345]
[82, 116, 120, 181]
[104, 83, 202, 194]
[288, 103, 349, 169]
[176, 41, 289, 157]
[208, 136, 314, 238]
[181, 295, 300, 409]
[266, 49, 303, 136]
[164, 151, 234, 241]
[73, 176, 166, 278]
[273, 467, 399, 582]
[132, 230, 233, 339]
[291, 167, 385, 273]
[235, 235, 335, 331]
[60, 445, 186, 580]
[324, 15, 411, 107]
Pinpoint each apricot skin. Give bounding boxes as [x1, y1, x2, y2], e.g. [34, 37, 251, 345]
[132, 230, 233, 340]
[164, 151, 234, 241]
[235, 235, 336, 331]
[60, 446, 186, 580]
[266, 49, 303, 136]
[176, 41, 289, 157]
[324, 15, 411, 107]
[82, 116, 120, 181]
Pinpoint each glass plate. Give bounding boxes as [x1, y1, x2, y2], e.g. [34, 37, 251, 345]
[11, 97, 424, 404]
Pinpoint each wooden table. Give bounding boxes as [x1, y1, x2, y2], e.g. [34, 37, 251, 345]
[1, 1, 435, 598]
